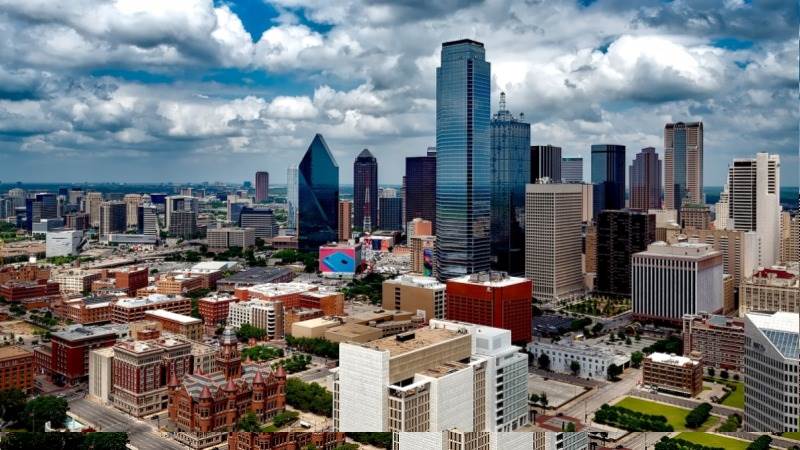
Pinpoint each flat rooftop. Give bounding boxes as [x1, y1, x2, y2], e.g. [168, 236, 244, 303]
[419, 361, 469, 379]
[365, 327, 463, 357]
[387, 275, 445, 289]
[294, 317, 341, 328]
[144, 309, 201, 325]
[219, 267, 293, 284]
[248, 282, 316, 297]
[638, 241, 719, 258]
[52, 325, 118, 342]
[448, 271, 528, 288]
[114, 294, 186, 308]
[648, 352, 698, 366]
[0, 345, 32, 360]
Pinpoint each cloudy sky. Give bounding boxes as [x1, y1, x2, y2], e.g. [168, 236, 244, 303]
[0, 0, 796, 186]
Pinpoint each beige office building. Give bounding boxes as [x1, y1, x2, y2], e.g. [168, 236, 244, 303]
[123, 194, 142, 229]
[338, 200, 352, 241]
[664, 121, 703, 209]
[677, 228, 759, 286]
[780, 212, 798, 263]
[382, 275, 446, 321]
[207, 227, 255, 251]
[739, 267, 799, 315]
[410, 235, 436, 275]
[85, 192, 103, 228]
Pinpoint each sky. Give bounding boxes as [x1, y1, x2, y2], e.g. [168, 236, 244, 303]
[0, 0, 797, 186]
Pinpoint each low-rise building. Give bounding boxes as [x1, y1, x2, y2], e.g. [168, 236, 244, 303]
[114, 266, 149, 296]
[111, 294, 191, 323]
[228, 432, 346, 450]
[155, 274, 205, 296]
[88, 347, 114, 404]
[299, 290, 344, 316]
[642, 352, 703, 397]
[60, 295, 116, 325]
[383, 275, 446, 322]
[46, 229, 83, 258]
[682, 313, 745, 371]
[239, 282, 317, 306]
[144, 309, 203, 341]
[207, 227, 255, 252]
[0, 279, 60, 303]
[285, 308, 326, 334]
[198, 293, 237, 332]
[215, 267, 294, 292]
[739, 266, 799, 316]
[42, 325, 120, 385]
[527, 340, 630, 380]
[227, 300, 284, 340]
[52, 269, 102, 294]
[0, 346, 34, 392]
[291, 317, 342, 339]
[324, 322, 383, 343]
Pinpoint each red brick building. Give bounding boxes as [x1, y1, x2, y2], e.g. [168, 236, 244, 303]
[228, 432, 346, 450]
[59, 296, 115, 325]
[111, 294, 191, 323]
[0, 346, 34, 392]
[0, 264, 50, 284]
[114, 267, 149, 296]
[41, 325, 118, 385]
[0, 279, 59, 303]
[299, 291, 344, 316]
[446, 271, 532, 343]
[197, 294, 236, 332]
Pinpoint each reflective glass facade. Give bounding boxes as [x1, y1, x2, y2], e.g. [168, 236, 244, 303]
[490, 98, 530, 275]
[591, 144, 626, 217]
[298, 134, 339, 251]
[404, 152, 436, 228]
[435, 39, 491, 280]
[286, 165, 298, 233]
[353, 148, 378, 231]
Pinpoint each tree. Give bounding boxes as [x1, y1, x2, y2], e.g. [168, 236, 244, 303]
[236, 411, 262, 432]
[630, 351, 644, 369]
[334, 444, 360, 450]
[565, 422, 576, 432]
[591, 322, 604, 335]
[23, 396, 68, 431]
[346, 433, 392, 449]
[539, 393, 548, 409]
[625, 337, 632, 345]
[286, 378, 333, 417]
[271, 410, 299, 428]
[236, 323, 267, 341]
[607, 364, 623, 380]
[746, 435, 771, 450]
[570, 360, 581, 376]
[0, 388, 27, 425]
[707, 367, 715, 377]
[529, 393, 540, 404]
[537, 353, 550, 371]
[684, 403, 712, 429]
[720, 369, 729, 380]
[82, 432, 130, 450]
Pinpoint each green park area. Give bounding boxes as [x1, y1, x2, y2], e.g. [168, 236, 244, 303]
[615, 397, 717, 431]
[783, 432, 800, 441]
[674, 432, 750, 450]
[720, 380, 744, 409]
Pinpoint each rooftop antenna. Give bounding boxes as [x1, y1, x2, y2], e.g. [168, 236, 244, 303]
[499, 91, 506, 112]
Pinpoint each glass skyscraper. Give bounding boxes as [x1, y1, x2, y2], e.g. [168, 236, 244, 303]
[353, 148, 378, 231]
[490, 92, 530, 275]
[435, 39, 491, 280]
[591, 144, 626, 217]
[664, 121, 704, 210]
[286, 165, 298, 233]
[629, 147, 662, 210]
[297, 134, 339, 251]
[404, 147, 436, 227]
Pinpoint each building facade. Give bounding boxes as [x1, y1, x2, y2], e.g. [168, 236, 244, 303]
[596, 210, 655, 297]
[591, 144, 625, 216]
[530, 145, 560, 183]
[99, 201, 126, 238]
[664, 121, 703, 211]
[354, 148, 378, 232]
[642, 352, 703, 397]
[337, 200, 351, 241]
[382, 275, 446, 322]
[629, 147, 662, 210]
[739, 267, 799, 315]
[405, 149, 436, 227]
[0, 346, 34, 392]
[682, 313, 744, 371]
[527, 341, 630, 380]
[255, 171, 269, 203]
[379, 197, 403, 231]
[561, 157, 583, 183]
[298, 134, 339, 251]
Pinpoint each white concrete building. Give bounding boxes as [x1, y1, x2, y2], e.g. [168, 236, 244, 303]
[545, 431, 588, 450]
[51, 269, 101, 294]
[226, 300, 283, 339]
[397, 431, 536, 450]
[46, 229, 82, 258]
[743, 311, 799, 432]
[88, 347, 114, 404]
[527, 340, 630, 380]
[632, 240, 723, 323]
[525, 182, 585, 303]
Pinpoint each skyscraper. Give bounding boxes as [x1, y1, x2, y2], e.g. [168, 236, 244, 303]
[596, 209, 655, 297]
[123, 194, 141, 229]
[561, 157, 583, 183]
[25, 193, 57, 231]
[404, 147, 436, 227]
[591, 144, 626, 216]
[727, 153, 781, 266]
[378, 197, 403, 231]
[337, 200, 352, 241]
[435, 39, 491, 280]
[664, 121, 703, 210]
[490, 92, 530, 275]
[629, 147, 662, 210]
[353, 149, 378, 231]
[286, 165, 298, 233]
[530, 145, 561, 183]
[85, 191, 103, 227]
[99, 201, 126, 238]
[255, 171, 269, 203]
[297, 134, 339, 251]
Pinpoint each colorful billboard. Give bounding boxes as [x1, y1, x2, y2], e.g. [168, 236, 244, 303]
[319, 246, 360, 274]
[423, 247, 433, 276]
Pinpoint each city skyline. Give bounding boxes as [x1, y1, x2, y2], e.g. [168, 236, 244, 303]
[0, 1, 796, 186]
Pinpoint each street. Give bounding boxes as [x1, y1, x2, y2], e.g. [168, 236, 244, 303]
[69, 398, 188, 450]
[558, 368, 641, 423]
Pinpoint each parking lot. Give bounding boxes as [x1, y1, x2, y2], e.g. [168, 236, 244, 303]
[528, 372, 588, 408]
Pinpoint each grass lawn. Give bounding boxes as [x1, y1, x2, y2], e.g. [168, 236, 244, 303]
[720, 381, 744, 409]
[783, 432, 800, 441]
[615, 397, 718, 431]
[675, 433, 750, 450]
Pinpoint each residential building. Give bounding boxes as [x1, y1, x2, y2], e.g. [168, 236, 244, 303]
[445, 271, 532, 343]
[664, 122, 703, 211]
[111, 294, 191, 323]
[354, 148, 378, 232]
[382, 275, 446, 321]
[99, 201, 126, 238]
[112, 337, 192, 417]
[682, 313, 745, 371]
[379, 197, 403, 231]
[410, 235, 436, 276]
[642, 352, 703, 397]
[207, 227, 255, 252]
[46, 229, 82, 258]
[338, 200, 352, 241]
[739, 266, 799, 315]
[227, 300, 284, 340]
[680, 203, 710, 229]
[298, 134, 339, 251]
[405, 149, 436, 227]
[632, 241, 724, 324]
[727, 152, 782, 266]
[435, 39, 491, 281]
[530, 145, 560, 183]
[596, 210, 655, 297]
[407, 218, 433, 240]
[42, 325, 119, 385]
[561, 157, 583, 183]
[0, 346, 34, 392]
[525, 182, 584, 303]
[144, 309, 203, 341]
[678, 228, 759, 287]
[527, 340, 630, 380]
[255, 171, 269, 203]
[197, 293, 236, 332]
[743, 311, 799, 432]
[490, 93, 530, 275]
[238, 206, 277, 239]
[591, 144, 625, 216]
[629, 147, 662, 210]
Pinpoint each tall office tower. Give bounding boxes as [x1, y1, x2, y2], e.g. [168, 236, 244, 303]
[85, 192, 103, 227]
[25, 193, 57, 230]
[561, 157, 583, 183]
[714, 184, 731, 230]
[680, 228, 759, 287]
[165, 195, 198, 230]
[67, 188, 83, 206]
[378, 197, 402, 231]
[238, 206, 277, 239]
[404, 149, 437, 227]
[632, 241, 723, 324]
[99, 201, 126, 238]
[286, 165, 299, 233]
[743, 311, 799, 433]
[137, 204, 159, 237]
[7, 188, 26, 209]
[727, 153, 781, 266]
[435, 39, 491, 281]
[490, 92, 530, 275]
[664, 121, 703, 211]
[591, 144, 626, 216]
[254, 171, 269, 203]
[445, 271, 532, 343]
[297, 134, 339, 251]
[525, 182, 584, 303]
[596, 210, 656, 297]
[353, 149, 378, 232]
[783, 213, 799, 263]
[168, 210, 197, 239]
[337, 200, 352, 241]
[629, 147, 662, 210]
[122, 194, 141, 229]
[680, 203, 710, 229]
[226, 196, 252, 225]
[530, 145, 561, 183]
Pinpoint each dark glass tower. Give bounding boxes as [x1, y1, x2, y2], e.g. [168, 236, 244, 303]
[435, 39, 491, 281]
[298, 134, 339, 251]
[378, 197, 403, 231]
[591, 144, 626, 217]
[353, 148, 378, 232]
[25, 192, 57, 231]
[490, 92, 530, 275]
[530, 145, 561, 183]
[596, 209, 655, 297]
[404, 147, 436, 227]
[629, 147, 662, 210]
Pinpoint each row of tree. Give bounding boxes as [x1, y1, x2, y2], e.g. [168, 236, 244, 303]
[285, 378, 333, 417]
[285, 335, 339, 359]
[594, 403, 673, 432]
[0, 389, 69, 432]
